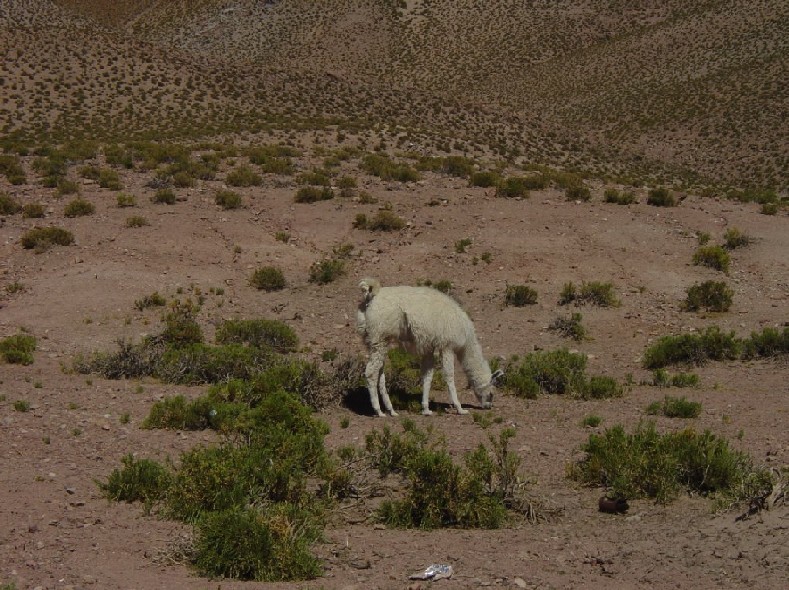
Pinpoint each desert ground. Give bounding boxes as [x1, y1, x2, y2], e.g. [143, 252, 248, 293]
[1, 1, 788, 589]
[0, 141, 786, 589]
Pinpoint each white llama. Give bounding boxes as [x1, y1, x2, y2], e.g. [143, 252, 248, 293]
[357, 278, 503, 416]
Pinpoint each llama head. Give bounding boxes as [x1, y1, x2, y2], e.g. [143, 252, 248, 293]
[473, 368, 504, 409]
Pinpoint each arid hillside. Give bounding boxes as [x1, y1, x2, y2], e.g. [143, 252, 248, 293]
[3, 0, 786, 188]
[1, 2, 788, 590]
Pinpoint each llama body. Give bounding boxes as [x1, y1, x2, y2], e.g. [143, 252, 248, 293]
[357, 278, 501, 416]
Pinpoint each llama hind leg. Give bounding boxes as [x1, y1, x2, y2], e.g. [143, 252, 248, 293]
[420, 354, 435, 415]
[441, 348, 467, 414]
[377, 371, 398, 416]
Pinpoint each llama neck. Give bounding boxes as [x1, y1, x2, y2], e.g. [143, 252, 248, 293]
[459, 336, 492, 390]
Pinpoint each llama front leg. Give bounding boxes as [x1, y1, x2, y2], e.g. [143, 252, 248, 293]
[365, 346, 388, 417]
[441, 348, 467, 414]
[420, 354, 436, 415]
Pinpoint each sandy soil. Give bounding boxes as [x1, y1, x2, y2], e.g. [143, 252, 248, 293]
[1, 154, 787, 589]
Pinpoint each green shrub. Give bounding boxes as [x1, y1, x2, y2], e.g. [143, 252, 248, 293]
[504, 284, 537, 307]
[646, 188, 676, 207]
[0, 193, 22, 215]
[0, 333, 37, 365]
[98, 454, 171, 504]
[604, 188, 636, 205]
[20, 226, 74, 251]
[469, 171, 501, 188]
[63, 197, 95, 217]
[559, 281, 619, 307]
[142, 394, 216, 430]
[156, 343, 274, 385]
[565, 184, 591, 202]
[126, 215, 149, 228]
[165, 392, 330, 518]
[193, 506, 322, 581]
[503, 349, 587, 397]
[134, 291, 166, 311]
[368, 209, 405, 231]
[0, 154, 26, 184]
[693, 245, 730, 273]
[56, 178, 79, 196]
[652, 369, 699, 388]
[172, 171, 195, 188]
[441, 156, 475, 178]
[760, 202, 778, 215]
[723, 227, 751, 250]
[352, 213, 368, 229]
[215, 189, 242, 210]
[151, 188, 176, 204]
[582, 415, 602, 428]
[216, 319, 298, 353]
[496, 176, 530, 199]
[161, 300, 204, 345]
[643, 326, 741, 369]
[646, 396, 701, 419]
[570, 422, 771, 504]
[98, 168, 122, 190]
[581, 375, 623, 400]
[308, 259, 345, 284]
[455, 237, 472, 253]
[250, 266, 286, 292]
[685, 281, 733, 312]
[370, 423, 517, 529]
[361, 153, 420, 182]
[697, 232, 712, 245]
[22, 203, 45, 218]
[741, 326, 789, 359]
[226, 165, 262, 187]
[294, 186, 333, 203]
[116, 193, 136, 207]
[297, 169, 332, 186]
[548, 313, 586, 341]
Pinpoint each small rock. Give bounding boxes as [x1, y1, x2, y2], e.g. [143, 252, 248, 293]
[513, 577, 528, 588]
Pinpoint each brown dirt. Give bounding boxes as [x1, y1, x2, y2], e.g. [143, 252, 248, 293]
[1, 151, 787, 590]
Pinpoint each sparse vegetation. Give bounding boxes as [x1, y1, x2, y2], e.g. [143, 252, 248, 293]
[548, 313, 586, 341]
[367, 209, 406, 231]
[0, 193, 22, 215]
[723, 227, 751, 250]
[559, 281, 619, 307]
[126, 215, 149, 227]
[151, 188, 176, 204]
[64, 197, 95, 217]
[504, 284, 537, 307]
[20, 226, 74, 251]
[604, 188, 636, 205]
[250, 266, 286, 292]
[215, 189, 242, 209]
[692, 245, 731, 273]
[308, 258, 345, 284]
[685, 281, 733, 312]
[295, 186, 333, 203]
[646, 188, 676, 207]
[502, 349, 621, 400]
[570, 422, 771, 504]
[646, 396, 702, 418]
[496, 176, 530, 199]
[0, 333, 37, 365]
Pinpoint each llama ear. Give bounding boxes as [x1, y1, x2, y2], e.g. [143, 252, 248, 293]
[491, 368, 505, 384]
